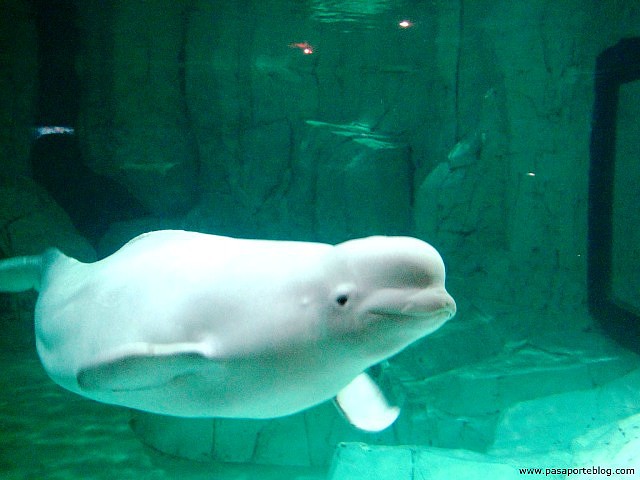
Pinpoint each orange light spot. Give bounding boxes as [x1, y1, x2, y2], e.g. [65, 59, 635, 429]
[289, 42, 314, 55]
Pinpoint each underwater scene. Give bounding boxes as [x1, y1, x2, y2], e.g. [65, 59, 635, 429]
[1, 0, 640, 479]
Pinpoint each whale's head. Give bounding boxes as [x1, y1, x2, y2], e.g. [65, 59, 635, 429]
[327, 236, 456, 362]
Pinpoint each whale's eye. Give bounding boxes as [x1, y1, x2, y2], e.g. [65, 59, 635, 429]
[331, 283, 355, 307]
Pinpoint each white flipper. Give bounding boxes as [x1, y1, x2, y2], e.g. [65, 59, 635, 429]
[77, 342, 214, 392]
[334, 372, 400, 432]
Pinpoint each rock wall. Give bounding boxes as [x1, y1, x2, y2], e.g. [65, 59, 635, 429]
[70, 0, 640, 329]
[2, 1, 639, 306]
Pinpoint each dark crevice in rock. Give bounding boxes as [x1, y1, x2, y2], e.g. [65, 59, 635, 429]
[31, 0, 147, 243]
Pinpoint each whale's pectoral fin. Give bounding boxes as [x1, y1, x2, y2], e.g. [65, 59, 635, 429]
[77, 342, 214, 392]
[334, 372, 400, 432]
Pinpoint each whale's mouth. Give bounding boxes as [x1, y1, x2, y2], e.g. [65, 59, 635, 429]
[363, 300, 455, 352]
[399, 301, 457, 319]
[378, 289, 456, 318]
[367, 288, 457, 324]
[371, 306, 455, 321]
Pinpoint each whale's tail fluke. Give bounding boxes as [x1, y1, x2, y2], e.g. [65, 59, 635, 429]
[0, 255, 43, 292]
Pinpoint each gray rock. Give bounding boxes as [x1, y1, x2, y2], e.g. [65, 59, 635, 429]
[0, 175, 94, 261]
[328, 443, 538, 480]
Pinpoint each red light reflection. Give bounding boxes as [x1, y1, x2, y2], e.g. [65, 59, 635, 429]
[289, 42, 314, 55]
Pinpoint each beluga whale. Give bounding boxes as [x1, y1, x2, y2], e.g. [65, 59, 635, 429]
[0, 230, 456, 432]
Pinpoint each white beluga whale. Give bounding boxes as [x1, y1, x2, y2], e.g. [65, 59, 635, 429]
[0, 230, 456, 432]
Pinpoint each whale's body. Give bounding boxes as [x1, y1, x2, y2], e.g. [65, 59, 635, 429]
[1, 230, 456, 431]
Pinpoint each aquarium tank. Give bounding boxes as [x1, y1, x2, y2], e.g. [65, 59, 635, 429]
[0, 0, 639, 479]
